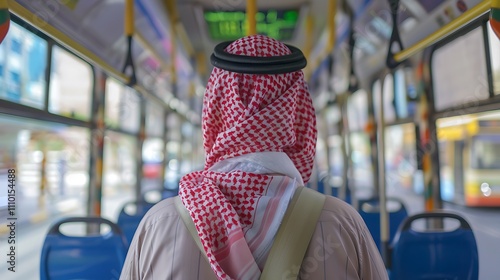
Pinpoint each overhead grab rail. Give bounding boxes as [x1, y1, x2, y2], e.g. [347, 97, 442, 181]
[387, 0, 491, 66]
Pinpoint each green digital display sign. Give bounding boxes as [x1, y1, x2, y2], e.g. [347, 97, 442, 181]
[204, 9, 299, 41]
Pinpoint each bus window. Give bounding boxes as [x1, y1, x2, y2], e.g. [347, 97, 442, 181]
[142, 138, 164, 194]
[0, 21, 47, 109]
[372, 79, 382, 121]
[105, 78, 123, 128]
[102, 131, 136, 219]
[432, 27, 489, 111]
[382, 74, 396, 122]
[146, 100, 164, 138]
[119, 88, 140, 133]
[487, 22, 500, 95]
[347, 89, 368, 132]
[394, 68, 409, 119]
[374, 75, 396, 123]
[165, 114, 182, 191]
[437, 111, 500, 206]
[471, 135, 500, 170]
[143, 100, 165, 193]
[331, 41, 350, 94]
[49, 46, 93, 120]
[105, 78, 140, 133]
[0, 115, 90, 207]
[385, 123, 419, 194]
[350, 132, 373, 198]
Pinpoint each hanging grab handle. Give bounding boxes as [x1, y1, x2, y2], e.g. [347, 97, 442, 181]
[341, 2, 359, 93]
[386, 0, 404, 69]
[347, 15, 359, 93]
[122, 0, 136, 86]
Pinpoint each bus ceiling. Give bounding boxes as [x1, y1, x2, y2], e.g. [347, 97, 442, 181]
[5, 0, 496, 86]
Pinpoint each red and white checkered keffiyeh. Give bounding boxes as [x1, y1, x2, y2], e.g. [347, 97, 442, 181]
[179, 35, 317, 280]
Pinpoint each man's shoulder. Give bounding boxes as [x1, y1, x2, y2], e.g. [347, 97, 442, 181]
[140, 197, 180, 229]
[318, 194, 364, 225]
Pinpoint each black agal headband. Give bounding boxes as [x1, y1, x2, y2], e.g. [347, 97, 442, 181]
[210, 40, 307, 74]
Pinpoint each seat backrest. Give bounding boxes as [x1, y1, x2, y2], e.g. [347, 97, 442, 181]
[117, 201, 155, 245]
[358, 197, 408, 251]
[390, 211, 479, 280]
[40, 216, 128, 280]
[162, 189, 178, 199]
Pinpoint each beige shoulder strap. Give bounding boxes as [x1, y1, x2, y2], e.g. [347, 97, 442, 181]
[174, 187, 326, 280]
[260, 187, 326, 280]
[174, 197, 209, 263]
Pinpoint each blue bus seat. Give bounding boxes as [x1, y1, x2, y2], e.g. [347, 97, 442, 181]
[40, 216, 128, 280]
[358, 197, 408, 252]
[389, 211, 479, 280]
[162, 188, 178, 199]
[316, 174, 352, 204]
[117, 201, 155, 246]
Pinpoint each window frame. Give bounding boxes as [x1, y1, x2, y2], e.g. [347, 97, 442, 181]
[48, 44, 95, 121]
[0, 14, 95, 127]
[429, 14, 500, 119]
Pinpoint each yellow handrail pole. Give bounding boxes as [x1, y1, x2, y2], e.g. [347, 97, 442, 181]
[164, 0, 194, 59]
[247, 0, 257, 36]
[123, 0, 137, 85]
[164, 0, 177, 90]
[0, 0, 8, 9]
[326, 0, 337, 54]
[125, 0, 134, 36]
[175, 23, 195, 57]
[394, 0, 490, 62]
[305, 0, 336, 80]
[303, 12, 314, 80]
[304, 13, 314, 59]
[169, 24, 177, 94]
[196, 52, 207, 78]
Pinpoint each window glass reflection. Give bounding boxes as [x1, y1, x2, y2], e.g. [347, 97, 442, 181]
[437, 110, 500, 206]
[0, 22, 47, 108]
[432, 27, 489, 110]
[384, 123, 419, 194]
[349, 132, 373, 198]
[146, 100, 164, 137]
[49, 46, 93, 120]
[0, 114, 89, 276]
[105, 78, 140, 133]
[102, 131, 136, 220]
